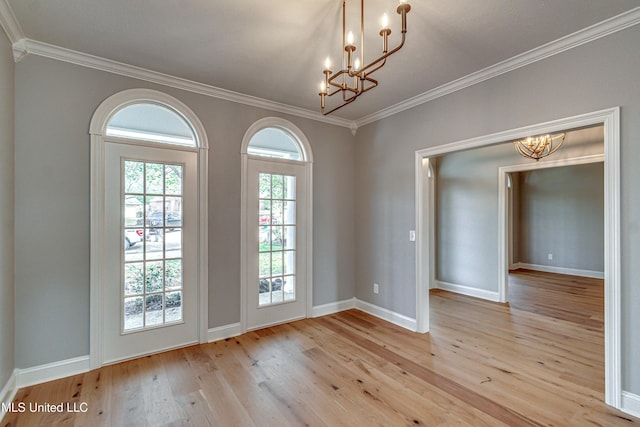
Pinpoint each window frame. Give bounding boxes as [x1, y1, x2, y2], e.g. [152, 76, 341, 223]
[240, 117, 314, 332]
[89, 88, 209, 369]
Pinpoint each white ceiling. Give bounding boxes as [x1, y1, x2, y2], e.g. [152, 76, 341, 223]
[5, 0, 640, 121]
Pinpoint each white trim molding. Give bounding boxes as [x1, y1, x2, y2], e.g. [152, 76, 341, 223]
[435, 281, 500, 303]
[622, 391, 640, 419]
[240, 117, 315, 163]
[355, 299, 417, 332]
[0, 0, 23, 45]
[513, 263, 604, 280]
[311, 298, 356, 318]
[4, 8, 638, 128]
[16, 356, 90, 389]
[312, 298, 416, 332]
[355, 7, 640, 127]
[10, 38, 353, 129]
[207, 323, 243, 343]
[415, 107, 621, 412]
[414, 156, 434, 333]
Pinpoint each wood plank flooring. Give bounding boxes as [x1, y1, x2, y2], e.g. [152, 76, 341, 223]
[3, 270, 638, 426]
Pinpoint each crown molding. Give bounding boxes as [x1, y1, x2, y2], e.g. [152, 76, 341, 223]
[0, 0, 23, 45]
[5, 6, 639, 131]
[12, 38, 355, 129]
[355, 7, 640, 128]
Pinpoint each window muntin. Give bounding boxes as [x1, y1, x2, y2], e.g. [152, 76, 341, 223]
[257, 172, 297, 306]
[123, 159, 184, 331]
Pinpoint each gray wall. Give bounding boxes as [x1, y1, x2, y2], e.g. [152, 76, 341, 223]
[354, 25, 640, 394]
[516, 163, 604, 272]
[14, 55, 355, 368]
[436, 144, 511, 290]
[435, 127, 603, 290]
[0, 30, 15, 390]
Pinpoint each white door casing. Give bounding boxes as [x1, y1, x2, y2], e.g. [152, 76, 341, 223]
[415, 107, 620, 409]
[90, 89, 209, 368]
[240, 117, 313, 332]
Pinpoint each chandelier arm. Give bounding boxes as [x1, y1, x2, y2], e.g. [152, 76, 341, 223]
[359, 76, 378, 93]
[328, 78, 344, 90]
[325, 75, 378, 116]
[327, 86, 343, 97]
[328, 70, 349, 88]
[362, 57, 387, 77]
[328, 69, 360, 94]
[322, 93, 360, 116]
[343, 85, 359, 95]
[358, 32, 406, 76]
[341, 85, 360, 101]
[546, 135, 566, 155]
[328, 69, 350, 85]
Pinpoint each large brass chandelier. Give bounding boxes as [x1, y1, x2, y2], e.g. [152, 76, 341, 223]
[513, 133, 566, 161]
[319, 0, 411, 115]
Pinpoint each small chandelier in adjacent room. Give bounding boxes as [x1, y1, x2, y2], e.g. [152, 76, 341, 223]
[513, 133, 566, 161]
[319, 0, 411, 115]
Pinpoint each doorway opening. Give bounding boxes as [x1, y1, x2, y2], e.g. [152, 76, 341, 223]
[501, 150, 604, 293]
[415, 108, 621, 408]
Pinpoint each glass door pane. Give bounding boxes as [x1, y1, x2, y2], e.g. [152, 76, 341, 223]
[258, 173, 296, 306]
[123, 160, 184, 331]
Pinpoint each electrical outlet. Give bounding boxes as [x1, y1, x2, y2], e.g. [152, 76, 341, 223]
[409, 230, 416, 241]
[548, 253, 553, 260]
[373, 283, 379, 294]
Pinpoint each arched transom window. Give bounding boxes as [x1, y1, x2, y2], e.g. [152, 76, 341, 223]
[106, 103, 197, 147]
[247, 127, 304, 160]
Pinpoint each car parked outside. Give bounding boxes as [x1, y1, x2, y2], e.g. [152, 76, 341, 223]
[146, 211, 181, 228]
[125, 229, 144, 249]
[259, 278, 282, 293]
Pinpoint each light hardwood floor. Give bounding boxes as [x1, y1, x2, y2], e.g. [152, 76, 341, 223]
[3, 270, 638, 426]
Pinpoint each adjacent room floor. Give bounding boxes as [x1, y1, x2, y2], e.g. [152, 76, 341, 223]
[3, 270, 638, 426]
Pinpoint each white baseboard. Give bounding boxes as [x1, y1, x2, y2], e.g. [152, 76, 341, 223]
[1, 369, 18, 417]
[16, 355, 91, 389]
[207, 322, 242, 343]
[513, 262, 604, 279]
[435, 280, 500, 302]
[354, 299, 417, 332]
[311, 298, 356, 318]
[622, 391, 640, 419]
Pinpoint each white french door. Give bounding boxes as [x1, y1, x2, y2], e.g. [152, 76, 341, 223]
[246, 158, 307, 330]
[103, 142, 198, 363]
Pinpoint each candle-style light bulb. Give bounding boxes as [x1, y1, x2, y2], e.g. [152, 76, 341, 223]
[324, 57, 331, 70]
[381, 13, 389, 29]
[320, 81, 326, 93]
[347, 31, 354, 46]
[353, 58, 360, 71]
